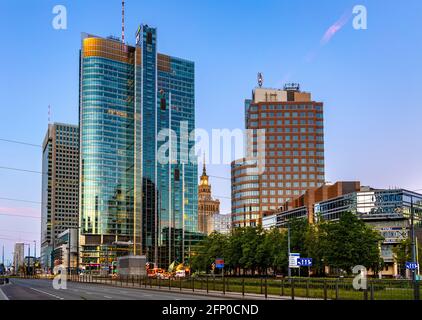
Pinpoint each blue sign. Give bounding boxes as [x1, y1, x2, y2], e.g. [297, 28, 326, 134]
[297, 258, 313, 267]
[215, 258, 224, 269]
[405, 262, 419, 270]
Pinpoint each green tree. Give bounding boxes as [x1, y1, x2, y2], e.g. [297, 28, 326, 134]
[191, 232, 228, 272]
[287, 218, 309, 255]
[320, 212, 383, 275]
[304, 221, 326, 276]
[224, 228, 244, 275]
[258, 227, 287, 275]
[239, 226, 266, 275]
[393, 238, 422, 277]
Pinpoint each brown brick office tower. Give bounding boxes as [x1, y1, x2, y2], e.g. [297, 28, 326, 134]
[231, 83, 325, 228]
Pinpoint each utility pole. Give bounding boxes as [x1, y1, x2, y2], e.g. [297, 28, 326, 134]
[28, 244, 31, 276]
[77, 228, 80, 274]
[11, 251, 14, 275]
[417, 237, 420, 278]
[287, 225, 291, 278]
[104, 244, 109, 275]
[121, 0, 125, 43]
[2, 244, 4, 265]
[410, 196, 419, 300]
[34, 241, 36, 275]
[68, 230, 71, 276]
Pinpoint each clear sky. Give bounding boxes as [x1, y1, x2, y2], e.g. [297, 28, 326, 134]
[0, 0, 422, 264]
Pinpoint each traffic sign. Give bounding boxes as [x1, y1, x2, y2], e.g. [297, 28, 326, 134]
[405, 262, 419, 270]
[289, 253, 300, 268]
[297, 258, 313, 267]
[215, 258, 224, 269]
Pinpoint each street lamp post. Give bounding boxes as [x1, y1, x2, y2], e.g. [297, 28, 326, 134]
[68, 230, 71, 276]
[410, 195, 420, 300]
[22, 243, 32, 276]
[33, 241, 36, 261]
[68, 227, 81, 275]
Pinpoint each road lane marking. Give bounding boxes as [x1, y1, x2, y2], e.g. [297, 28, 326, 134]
[30, 287, 64, 300]
[0, 288, 9, 300]
[104, 295, 112, 299]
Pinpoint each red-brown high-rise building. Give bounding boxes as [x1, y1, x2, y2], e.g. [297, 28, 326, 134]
[231, 83, 325, 228]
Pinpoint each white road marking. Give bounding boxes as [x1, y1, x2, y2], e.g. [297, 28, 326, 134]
[30, 287, 64, 300]
[0, 288, 9, 300]
[104, 295, 113, 299]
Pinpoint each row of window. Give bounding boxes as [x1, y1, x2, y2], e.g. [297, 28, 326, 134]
[249, 120, 324, 127]
[249, 104, 323, 112]
[250, 111, 323, 119]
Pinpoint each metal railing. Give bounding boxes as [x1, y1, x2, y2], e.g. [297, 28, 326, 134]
[9, 274, 422, 300]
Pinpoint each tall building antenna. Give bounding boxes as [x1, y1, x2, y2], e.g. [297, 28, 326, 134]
[121, 0, 125, 43]
[203, 152, 207, 176]
[257, 72, 263, 88]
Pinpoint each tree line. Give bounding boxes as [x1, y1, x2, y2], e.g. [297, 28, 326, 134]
[191, 212, 392, 276]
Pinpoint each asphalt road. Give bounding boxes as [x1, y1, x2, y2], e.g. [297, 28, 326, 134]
[0, 278, 228, 300]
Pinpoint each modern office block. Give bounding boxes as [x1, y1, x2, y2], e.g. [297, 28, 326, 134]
[79, 25, 197, 270]
[232, 84, 325, 227]
[40, 123, 79, 271]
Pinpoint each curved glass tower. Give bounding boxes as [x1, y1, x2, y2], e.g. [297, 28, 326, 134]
[79, 35, 136, 268]
[79, 26, 198, 270]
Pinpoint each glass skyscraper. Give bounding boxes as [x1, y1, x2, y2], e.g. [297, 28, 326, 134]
[79, 25, 198, 270]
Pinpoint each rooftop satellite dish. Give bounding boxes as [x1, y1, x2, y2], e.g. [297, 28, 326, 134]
[257, 73, 263, 88]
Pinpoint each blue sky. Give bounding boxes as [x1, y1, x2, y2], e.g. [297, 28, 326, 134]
[0, 0, 422, 264]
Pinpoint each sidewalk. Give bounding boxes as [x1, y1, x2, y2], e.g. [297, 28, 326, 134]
[0, 286, 9, 301]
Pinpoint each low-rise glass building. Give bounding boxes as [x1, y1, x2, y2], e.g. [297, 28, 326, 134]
[264, 185, 422, 277]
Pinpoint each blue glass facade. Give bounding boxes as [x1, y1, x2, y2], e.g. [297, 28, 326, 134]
[80, 26, 198, 269]
[135, 25, 198, 267]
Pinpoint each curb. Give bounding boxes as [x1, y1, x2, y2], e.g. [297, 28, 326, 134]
[70, 279, 295, 300]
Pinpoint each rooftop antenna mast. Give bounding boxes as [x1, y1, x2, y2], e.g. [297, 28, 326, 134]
[121, 0, 125, 43]
[257, 72, 263, 88]
[48, 105, 51, 124]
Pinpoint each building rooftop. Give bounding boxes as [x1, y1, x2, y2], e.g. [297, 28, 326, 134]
[252, 85, 312, 103]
